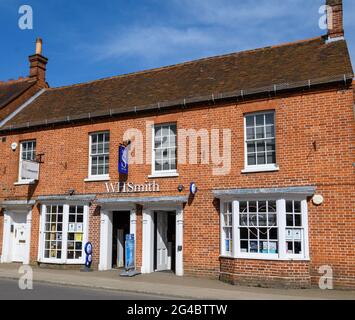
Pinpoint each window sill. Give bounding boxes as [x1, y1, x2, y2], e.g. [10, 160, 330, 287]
[148, 172, 179, 179]
[84, 176, 110, 182]
[242, 165, 279, 174]
[219, 255, 310, 262]
[14, 180, 36, 186]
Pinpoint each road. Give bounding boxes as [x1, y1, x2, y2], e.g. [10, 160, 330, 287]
[0, 279, 177, 300]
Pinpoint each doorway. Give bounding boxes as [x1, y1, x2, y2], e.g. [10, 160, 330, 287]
[112, 211, 130, 269]
[11, 212, 27, 263]
[154, 211, 176, 273]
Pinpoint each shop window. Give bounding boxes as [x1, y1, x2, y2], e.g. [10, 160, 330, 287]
[244, 112, 278, 172]
[41, 204, 88, 264]
[285, 200, 304, 256]
[44, 205, 63, 260]
[222, 202, 233, 256]
[89, 132, 110, 178]
[239, 200, 278, 255]
[220, 198, 309, 260]
[18, 140, 36, 182]
[152, 123, 177, 175]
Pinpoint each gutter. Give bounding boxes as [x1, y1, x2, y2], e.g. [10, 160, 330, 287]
[0, 73, 353, 133]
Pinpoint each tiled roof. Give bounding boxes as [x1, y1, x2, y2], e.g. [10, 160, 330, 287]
[2, 37, 353, 130]
[0, 79, 35, 111]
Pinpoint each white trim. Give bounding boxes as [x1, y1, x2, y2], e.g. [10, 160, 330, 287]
[243, 111, 278, 173]
[148, 173, 179, 179]
[1, 208, 32, 265]
[14, 180, 36, 186]
[88, 131, 110, 181]
[142, 209, 154, 274]
[39, 204, 89, 265]
[99, 209, 113, 271]
[151, 123, 178, 177]
[0, 89, 46, 128]
[18, 140, 37, 184]
[175, 207, 184, 276]
[141, 204, 184, 276]
[98, 207, 137, 271]
[84, 176, 110, 182]
[242, 165, 279, 174]
[220, 196, 310, 262]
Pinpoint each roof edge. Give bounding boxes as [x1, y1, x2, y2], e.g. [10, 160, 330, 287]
[0, 73, 352, 133]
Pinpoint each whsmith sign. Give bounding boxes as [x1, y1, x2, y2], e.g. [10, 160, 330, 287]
[105, 181, 160, 194]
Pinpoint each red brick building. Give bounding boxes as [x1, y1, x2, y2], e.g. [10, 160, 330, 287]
[0, 0, 354, 288]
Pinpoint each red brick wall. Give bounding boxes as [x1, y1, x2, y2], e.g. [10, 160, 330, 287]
[0, 85, 354, 288]
[220, 257, 311, 288]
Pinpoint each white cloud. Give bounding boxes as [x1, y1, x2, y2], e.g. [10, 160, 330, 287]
[96, 26, 215, 61]
[85, 0, 353, 65]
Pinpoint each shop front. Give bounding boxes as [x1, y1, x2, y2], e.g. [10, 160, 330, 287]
[97, 196, 186, 276]
[0, 200, 34, 265]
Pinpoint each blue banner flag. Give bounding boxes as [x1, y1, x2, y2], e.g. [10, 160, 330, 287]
[119, 145, 129, 174]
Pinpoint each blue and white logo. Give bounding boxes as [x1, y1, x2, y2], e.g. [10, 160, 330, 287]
[119, 145, 129, 174]
[190, 182, 198, 195]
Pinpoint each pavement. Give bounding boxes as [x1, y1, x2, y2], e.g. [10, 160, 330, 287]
[0, 263, 354, 300]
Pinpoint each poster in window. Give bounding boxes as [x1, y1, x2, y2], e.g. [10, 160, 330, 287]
[68, 223, 75, 233]
[286, 229, 293, 240]
[293, 229, 302, 240]
[250, 241, 258, 253]
[268, 242, 277, 254]
[225, 240, 230, 253]
[76, 223, 83, 233]
[75, 233, 83, 242]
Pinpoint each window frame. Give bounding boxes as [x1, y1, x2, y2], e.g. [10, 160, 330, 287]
[243, 111, 279, 173]
[220, 197, 309, 261]
[151, 123, 178, 178]
[87, 131, 110, 181]
[18, 140, 37, 184]
[39, 203, 89, 265]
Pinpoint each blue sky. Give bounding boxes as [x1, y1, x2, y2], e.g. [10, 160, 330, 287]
[1, 0, 354, 87]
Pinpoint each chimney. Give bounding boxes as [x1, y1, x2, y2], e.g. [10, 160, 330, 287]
[326, 0, 344, 41]
[29, 38, 48, 84]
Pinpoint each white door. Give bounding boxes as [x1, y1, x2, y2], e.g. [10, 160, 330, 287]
[12, 213, 27, 262]
[156, 212, 169, 271]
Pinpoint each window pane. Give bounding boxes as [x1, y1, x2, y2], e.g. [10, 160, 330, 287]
[286, 214, 294, 227]
[286, 201, 293, 213]
[246, 128, 255, 140]
[266, 126, 275, 138]
[238, 200, 280, 255]
[265, 113, 274, 125]
[248, 154, 256, 166]
[247, 142, 256, 153]
[255, 127, 264, 139]
[246, 116, 254, 127]
[257, 153, 266, 165]
[256, 115, 264, 126]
